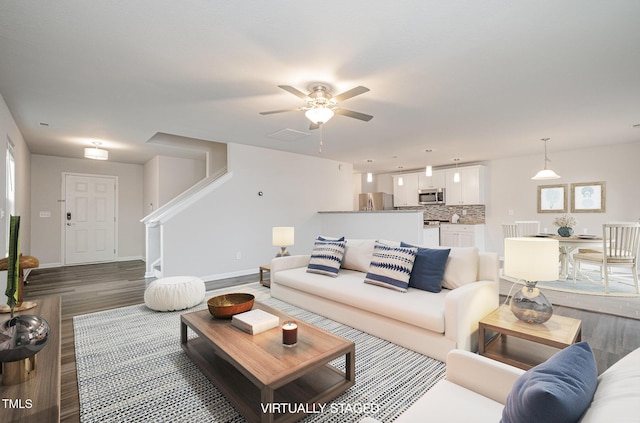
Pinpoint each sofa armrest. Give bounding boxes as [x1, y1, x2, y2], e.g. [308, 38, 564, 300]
[444, 280, 499, 352]
[270, 255, 311, 285]
[446, 350, 524, 404]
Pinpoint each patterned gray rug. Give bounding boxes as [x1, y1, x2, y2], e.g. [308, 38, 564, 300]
[74, 282, 445, 422]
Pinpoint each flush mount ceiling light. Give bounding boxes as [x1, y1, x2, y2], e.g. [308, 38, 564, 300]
[84, 141, 109, 160]
[531, 138, 560, 180]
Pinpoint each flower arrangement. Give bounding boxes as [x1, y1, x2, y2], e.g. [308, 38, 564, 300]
[553, 214, 577, 228]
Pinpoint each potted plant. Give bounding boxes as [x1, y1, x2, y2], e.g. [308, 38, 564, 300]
[553, 214, 578, 237]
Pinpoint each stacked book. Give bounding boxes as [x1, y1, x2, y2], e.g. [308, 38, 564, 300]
[231, 309, 280, 335]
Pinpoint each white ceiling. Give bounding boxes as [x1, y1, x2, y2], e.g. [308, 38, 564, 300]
[1, 1, 639, 173]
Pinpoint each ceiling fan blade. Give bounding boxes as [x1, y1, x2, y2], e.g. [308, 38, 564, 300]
[334, 108, 374, 122]
[309, 122, 320, 130]
[334, 86, 370, 102]
[278, 85, 310, 99]
[259, 109, 299, 115]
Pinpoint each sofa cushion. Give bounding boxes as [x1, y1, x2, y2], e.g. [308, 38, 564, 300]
[579, 347, 640, 422]
[442, 247, 479, 289]
[394, 379, 505, 423]
[274, 266, 448, 332]
[364, 243, 418, 292]
[401, 242, 451, 293]
[501, 342, 597, 423]
[306, 240, 346, 277]
[342, 239, 376, 272]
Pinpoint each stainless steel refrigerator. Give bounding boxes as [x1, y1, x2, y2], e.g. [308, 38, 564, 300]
[358, 192, 394, 211]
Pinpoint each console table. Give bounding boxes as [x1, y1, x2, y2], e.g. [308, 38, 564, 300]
[0, 296, 61, 423]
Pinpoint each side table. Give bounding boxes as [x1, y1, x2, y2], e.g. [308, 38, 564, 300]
[478, 304, 582, 370]
[259, 264, 270, 287]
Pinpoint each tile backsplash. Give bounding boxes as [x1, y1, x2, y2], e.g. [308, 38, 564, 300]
[399, 204, 486, 224]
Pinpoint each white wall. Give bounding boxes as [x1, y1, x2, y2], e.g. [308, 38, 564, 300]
[143, 155, 206, 215]
[30, 155, 144, 266]
[485, 142, 640, 255]
[158, 156, 206, 205]
[319, 211, 424, 244]
[0, 94, 31, 256]
[162, 143, 353, 279]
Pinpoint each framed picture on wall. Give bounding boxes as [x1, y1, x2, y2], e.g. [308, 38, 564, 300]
[571, 181, 606, 213]
[537, 184, 568, 213]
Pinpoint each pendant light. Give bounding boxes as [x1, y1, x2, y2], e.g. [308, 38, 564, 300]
[453, 158, 461, 183]
[84, 141, 109, 160]
[531, 138, 560, 180]
[425, 165, 433, 177]
[366, 159, 374, 183]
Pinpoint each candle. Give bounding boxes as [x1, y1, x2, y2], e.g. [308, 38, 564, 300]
[282, 321, 298, 347]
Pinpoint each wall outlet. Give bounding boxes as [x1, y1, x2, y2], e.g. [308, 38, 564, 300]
[40, 211, 51, 218]
[508, 209, 514, 216]
[462, 209, 467, 215]
[236, 251, 241, 260]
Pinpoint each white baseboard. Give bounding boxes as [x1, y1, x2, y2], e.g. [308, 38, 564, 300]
[201, 268, 259, 282]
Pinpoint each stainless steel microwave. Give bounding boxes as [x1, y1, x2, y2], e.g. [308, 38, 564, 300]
[418, 188, 446, 205]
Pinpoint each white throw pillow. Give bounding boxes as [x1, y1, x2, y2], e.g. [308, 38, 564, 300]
[442, 247, 479, 289]
[341, 239, 376, 272]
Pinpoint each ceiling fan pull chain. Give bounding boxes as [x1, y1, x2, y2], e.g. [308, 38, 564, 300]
[319, 124, 324, 153]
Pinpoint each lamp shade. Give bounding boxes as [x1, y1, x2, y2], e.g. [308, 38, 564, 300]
[531, 168, 561, 180]
[504, 238, 559, 282]
[272, 227, 294, 247]
[305, 107, 334, 124]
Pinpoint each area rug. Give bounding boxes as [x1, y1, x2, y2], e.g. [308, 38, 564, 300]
[74, 282, 445, 423]
[502, 268, 639, 297]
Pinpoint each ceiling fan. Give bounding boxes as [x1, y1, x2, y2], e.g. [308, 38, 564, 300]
[260, 83, 373, 129]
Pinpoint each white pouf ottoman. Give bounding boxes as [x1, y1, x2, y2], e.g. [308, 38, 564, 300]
[144, 276, 205, 311]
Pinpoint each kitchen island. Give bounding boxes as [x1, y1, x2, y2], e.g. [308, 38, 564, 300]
[318, 210, 424, 245]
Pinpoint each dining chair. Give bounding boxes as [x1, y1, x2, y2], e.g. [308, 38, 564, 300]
[572, 222, 640, 294]
[502, 223, 519, 238]
[515, 221, 540, 236]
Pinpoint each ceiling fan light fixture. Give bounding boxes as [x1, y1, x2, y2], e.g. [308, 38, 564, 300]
[84, 141, 109, 160]
[305, 106, 334, 124]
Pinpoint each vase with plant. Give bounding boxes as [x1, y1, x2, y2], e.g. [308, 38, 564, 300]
[1, 215, 50, 385]
[553, 214, 577, 237]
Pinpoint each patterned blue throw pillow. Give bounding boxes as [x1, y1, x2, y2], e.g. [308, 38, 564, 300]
[306, 240, 346, 277]
[364, 242, 418, 292]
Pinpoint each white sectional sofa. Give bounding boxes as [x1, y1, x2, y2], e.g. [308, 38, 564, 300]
[361, 345, 640, 423]
[270, 239, 499, 362]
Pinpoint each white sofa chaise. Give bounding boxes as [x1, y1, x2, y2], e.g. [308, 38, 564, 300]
[361, 345, 640, 423]
[270, 241, 499, 362]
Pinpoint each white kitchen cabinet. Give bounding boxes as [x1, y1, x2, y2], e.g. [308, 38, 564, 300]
[439, 224, 485, 251]
[418, 170, 446, 190]
[445, 165, 486, 205]
[422, 227, 440, 248]
[392, 173, 420, 207]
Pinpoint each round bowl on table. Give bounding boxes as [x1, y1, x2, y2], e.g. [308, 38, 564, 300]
[207, 293, 255, 319]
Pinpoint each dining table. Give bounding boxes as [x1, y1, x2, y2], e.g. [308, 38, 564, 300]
[532, 234, 603, 280]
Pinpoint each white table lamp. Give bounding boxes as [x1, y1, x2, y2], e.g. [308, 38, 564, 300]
[272, 227, 294, 257]
[504, 237, 559, 324]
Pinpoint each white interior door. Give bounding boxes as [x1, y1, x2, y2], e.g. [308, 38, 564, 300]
[64, 174, 116, 265]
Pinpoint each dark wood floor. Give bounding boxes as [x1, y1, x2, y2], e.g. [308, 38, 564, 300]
[23, 261, 640, 423]
[23, 260, 255, 423]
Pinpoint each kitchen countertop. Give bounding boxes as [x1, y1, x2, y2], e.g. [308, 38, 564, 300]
[318, 210, 421, 213]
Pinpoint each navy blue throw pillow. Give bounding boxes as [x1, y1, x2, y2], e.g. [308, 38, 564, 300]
[400, 242, 450, 293]
[501, 342, 597, 423]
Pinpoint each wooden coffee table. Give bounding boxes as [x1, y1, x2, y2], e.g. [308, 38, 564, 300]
[478, 304, 582, 370]
[180, 302, 355, 423]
